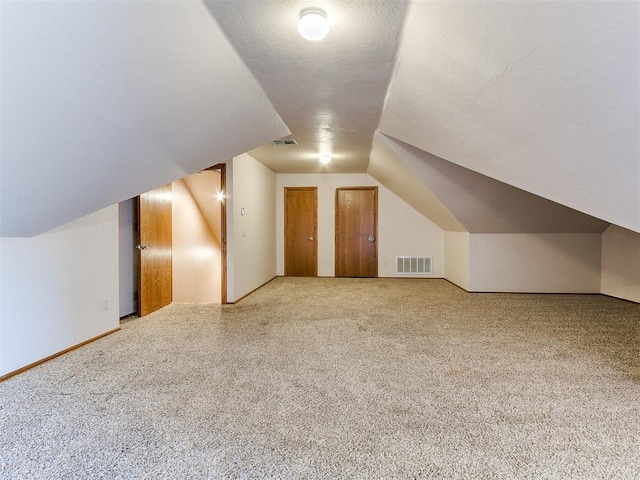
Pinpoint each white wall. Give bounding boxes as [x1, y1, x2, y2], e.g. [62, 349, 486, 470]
[601, 225, 640, 303]
[469, 234, 602, 293]
[0, 206, 119, 377]
[118, 199, 137, 316]
[228, 153, 277, 302]
[444, 232, 470, 290]
[172, 179, 221, 303]
[276, 174, 444, 278]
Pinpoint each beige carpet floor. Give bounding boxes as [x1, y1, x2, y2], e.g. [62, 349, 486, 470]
[1, 278, 639, 479]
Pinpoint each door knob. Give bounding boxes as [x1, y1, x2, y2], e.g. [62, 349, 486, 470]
[367, 236, 375, 243]
[136, 244, 149, 250]
[307, 236, 314, 241]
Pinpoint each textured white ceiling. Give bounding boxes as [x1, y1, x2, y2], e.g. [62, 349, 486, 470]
[379, 1, 639, 232]
[205, 0, 408, 174]
[1, 0, 288, 236]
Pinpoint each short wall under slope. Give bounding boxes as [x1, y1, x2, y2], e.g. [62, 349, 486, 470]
[601, 225, 640, 303]
[444, 232, 470, 290]
[468, 234, 602, 293]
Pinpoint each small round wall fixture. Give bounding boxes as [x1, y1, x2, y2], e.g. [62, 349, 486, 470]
[298, 7, 330, 41]
[319, 154, 332, 164]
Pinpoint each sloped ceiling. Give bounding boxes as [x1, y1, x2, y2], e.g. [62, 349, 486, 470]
[204, 0, 408, 174]
[183, 171, 223, 245]
[379, 1, 639, 232]
[1, 0, 288, 237]
[381, 134, 610, 234]
[367, 133, 465, 232]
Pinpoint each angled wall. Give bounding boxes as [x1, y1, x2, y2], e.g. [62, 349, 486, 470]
[377, 134, 606, 293]
[1, 0, 288, 237]
[379, 1, 639, 231]
[172, 179, 221, 304]
[368, 133, 465, 232]
[183, 171, 224, 245]
[380, 134, 609, 234]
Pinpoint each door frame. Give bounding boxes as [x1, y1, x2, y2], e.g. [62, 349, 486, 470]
[205, 163, 228, 304]
[284, 186, 318, 277]
[334, 186, 378, 278]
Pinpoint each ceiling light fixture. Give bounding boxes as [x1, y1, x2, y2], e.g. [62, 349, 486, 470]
[319, 154, 332, 164]
[297, 7, 330, 41]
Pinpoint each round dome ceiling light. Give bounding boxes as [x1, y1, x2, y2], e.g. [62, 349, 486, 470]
[319, 154, 332, 164]
[297, 8, 330, 41]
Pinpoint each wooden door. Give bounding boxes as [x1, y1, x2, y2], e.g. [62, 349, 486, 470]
[284, 187, 318, 276]
[335, 187, 377, 277]
[138, 183, 172, 316]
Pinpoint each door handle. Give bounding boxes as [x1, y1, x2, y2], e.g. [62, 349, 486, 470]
[307, 237, 314, 241]
[136, 244, 149, 250]
[367, 236, 375, 243]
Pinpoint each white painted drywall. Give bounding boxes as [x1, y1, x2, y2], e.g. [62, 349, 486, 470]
[229, 154, 277, 302]
[172, 180, 221, 304]
[601, 225, 640, 303]
[469, 234, 601, 293]
[444, 232, 470, 291]
[276, 173, 444, 278]
[380, 134, 609, 234]
[380, 1, 639, 232]
[0, 206, 119, 377]
[183, 171, 223, 245]
[118, 199, 138, 317]
[1, 0, 288, 237]
[368, 133, 466, 232]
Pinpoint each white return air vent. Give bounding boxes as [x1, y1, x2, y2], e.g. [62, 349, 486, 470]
[272, 138, 298, 146]
[396, 256, 432, 274]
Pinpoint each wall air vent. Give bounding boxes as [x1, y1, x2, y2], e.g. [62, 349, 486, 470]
[396, 256, 432, 274]
[272, 139, 298, 146]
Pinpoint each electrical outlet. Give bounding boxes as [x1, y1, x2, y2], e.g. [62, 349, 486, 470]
[384, 261, 389, 267]
[261, 265, 265, 272]
[101, 298, 109, 311]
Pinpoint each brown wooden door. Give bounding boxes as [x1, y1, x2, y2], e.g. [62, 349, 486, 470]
[335, 187, 377, 277]
[284, 187, 318, 276]
[138, 183, 172, 316]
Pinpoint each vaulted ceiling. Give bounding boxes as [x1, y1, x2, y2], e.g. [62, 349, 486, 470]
[379, 1, 639, 233]
[1, 0, 638, 236]
[0, 0, 288, 236]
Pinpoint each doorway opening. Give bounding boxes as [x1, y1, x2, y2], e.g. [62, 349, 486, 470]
[119, 164, 227, 318]
[171, 165, 227, 305]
